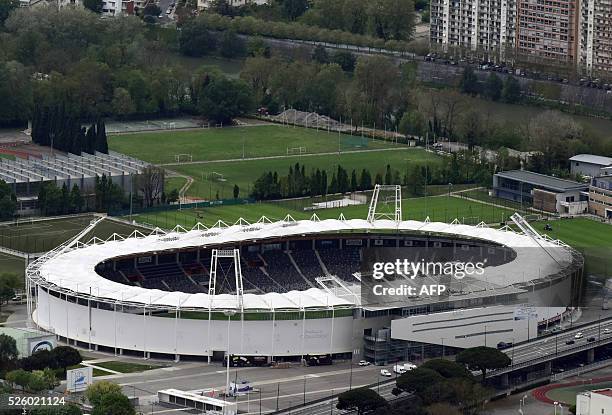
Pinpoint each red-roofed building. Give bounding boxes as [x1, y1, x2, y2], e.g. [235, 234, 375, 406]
[576, 388, 612, 414]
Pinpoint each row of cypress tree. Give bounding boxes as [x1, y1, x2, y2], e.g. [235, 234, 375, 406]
[31, 103, 108, 155]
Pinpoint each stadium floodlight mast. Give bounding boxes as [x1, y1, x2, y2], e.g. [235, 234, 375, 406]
[224, 309, 236, 411]
[367, 184, 402, 223]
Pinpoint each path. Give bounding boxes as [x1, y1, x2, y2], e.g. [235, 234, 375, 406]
[159, 147, 415, 167]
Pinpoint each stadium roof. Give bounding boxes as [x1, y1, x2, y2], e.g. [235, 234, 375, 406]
[569, 154, 612, 166]
[31, 218, 576, 312]
[0, 151, 148, 184]
[495, 170, 587, 192]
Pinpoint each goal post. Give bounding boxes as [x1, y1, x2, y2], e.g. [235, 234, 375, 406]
[174, 154, 193, 163]
[286, 146, 307, 155]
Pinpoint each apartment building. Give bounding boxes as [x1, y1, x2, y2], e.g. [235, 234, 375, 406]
[516, 0, 579, 65]
[430, 0, 587, 68]
[579, 0, 612, 76]
[101, 0, 143, 15]
[430, 0, 517, 59]
[589, 175, 612, 219]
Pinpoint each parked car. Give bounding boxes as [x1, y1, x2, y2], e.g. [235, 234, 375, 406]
[358, 360, 370, 366]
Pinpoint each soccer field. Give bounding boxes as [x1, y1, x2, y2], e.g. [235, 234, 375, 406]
[0, 215, 148, 253]
[108, 125, 397, 164]
[174, 148, 441, 200]
[0, 252, 25, 277]
[130, 195, 516, 230]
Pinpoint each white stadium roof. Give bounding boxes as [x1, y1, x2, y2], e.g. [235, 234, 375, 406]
[30, 217, 576, 312]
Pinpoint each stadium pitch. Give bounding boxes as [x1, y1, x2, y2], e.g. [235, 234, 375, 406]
[108, 124, 396, 164]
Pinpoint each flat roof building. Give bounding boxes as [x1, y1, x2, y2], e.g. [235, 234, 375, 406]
[493, 170, 588, 214]
[0, 327, 55, 357]
[570, 154, 612, 178]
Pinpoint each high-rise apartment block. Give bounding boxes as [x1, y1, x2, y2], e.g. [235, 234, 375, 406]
[430, 0, 612, 75]
[579, 0, 612, 75]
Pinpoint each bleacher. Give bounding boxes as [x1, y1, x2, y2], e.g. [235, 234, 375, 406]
[317, 248, 360, 282]
[260, 250, 311, 292]
[290, 250, 323, 287]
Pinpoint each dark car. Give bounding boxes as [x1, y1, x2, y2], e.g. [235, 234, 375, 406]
[587, 337, 596, 342]
[566, 339, 575, 345]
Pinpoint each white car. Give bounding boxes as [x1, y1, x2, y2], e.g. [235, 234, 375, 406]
[574, 332, 584, 339]
[604, 328, 611, 334]
[380, 369, 392, 377]
[358, 360, 370, 366]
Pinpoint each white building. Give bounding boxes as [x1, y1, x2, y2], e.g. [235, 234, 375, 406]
[576, 389, 612, 415]
[579, 0, 612, 77]
[197, 0, 268, 9]
[429, 0, 517, 60]
[570, 154, 612, 178]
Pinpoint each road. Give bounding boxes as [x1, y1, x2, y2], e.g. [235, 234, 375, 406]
[108, 360, 398, 414]
[501, 318, 612, 371]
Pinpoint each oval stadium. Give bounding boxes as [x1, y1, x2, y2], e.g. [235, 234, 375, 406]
[25, 190, 584, 364]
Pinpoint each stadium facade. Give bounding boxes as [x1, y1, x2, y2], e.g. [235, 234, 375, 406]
[26, 203, 584, 363]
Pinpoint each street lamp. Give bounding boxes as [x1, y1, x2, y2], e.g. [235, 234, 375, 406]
[223, 309, 236, 409]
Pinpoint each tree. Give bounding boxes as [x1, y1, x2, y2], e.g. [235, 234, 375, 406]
[456, 346, 511, 382]
[219, 30, 246, 58]
[0, 0, 19, 25]
[86, 381, 123, 407]
[233, 184, 239, 199]
[70, 185, 84, 213]
[459, 67, 479, 96]
[0, 273, 19, 312]
[312, 45, 329, 64]
[92, 391, 135, 415]
[142, 3, 161, 16]
[425, 403, 462, 415]
[331, 51, 357, 72]
[52, 346, 82, 371]
[179, 19, 217, 57]
[399, 111, 425, 137]
[82, 0, 103, 12]
[137, 166, 165, 208]
[336, 388, 387, 414]
[366, 0, 415, 41]
[420, 359, 473, 380]
[502, 76, 521, 103]
[0, 180, 17, 221]
[484, 72, 503, 101]
[0, 333, 18, 372]
[33, 403, 82, 415]
[396, 367, 443, 396]
[281, 0, 309, 20]
[111, 88, 135, 117]
[198, 77, 254, 124]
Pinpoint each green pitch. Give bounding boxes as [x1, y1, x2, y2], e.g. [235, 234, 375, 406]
[108, 125, 396, 164]
[532, 218, 612, 247]
[0, 252, 25, 277]
[0, 216, 148, 253]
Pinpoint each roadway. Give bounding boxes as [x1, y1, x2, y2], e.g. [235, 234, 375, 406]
[498, 318, 612, 375]
[111, 360, 398, 414]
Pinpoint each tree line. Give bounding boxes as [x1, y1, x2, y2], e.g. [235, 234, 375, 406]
[250, 155, 492, 201]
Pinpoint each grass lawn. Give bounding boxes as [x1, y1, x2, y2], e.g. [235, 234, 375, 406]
[0, 153, 15, 160]
[94, 361, 163, 374]
[0, 252, 25, 277]
[0, 215, 148, 253]
[532, 218, 612, 277]
[130, 195, 516, 229]
[165, 177, 188, 194]
[173, 148, 441, 200]
[108, 125, 397, 165]
[532, 218, 612, 248]
[546, 381, 612, 405]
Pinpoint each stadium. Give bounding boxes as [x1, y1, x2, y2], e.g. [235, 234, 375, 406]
[25, 186, 584, 364]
